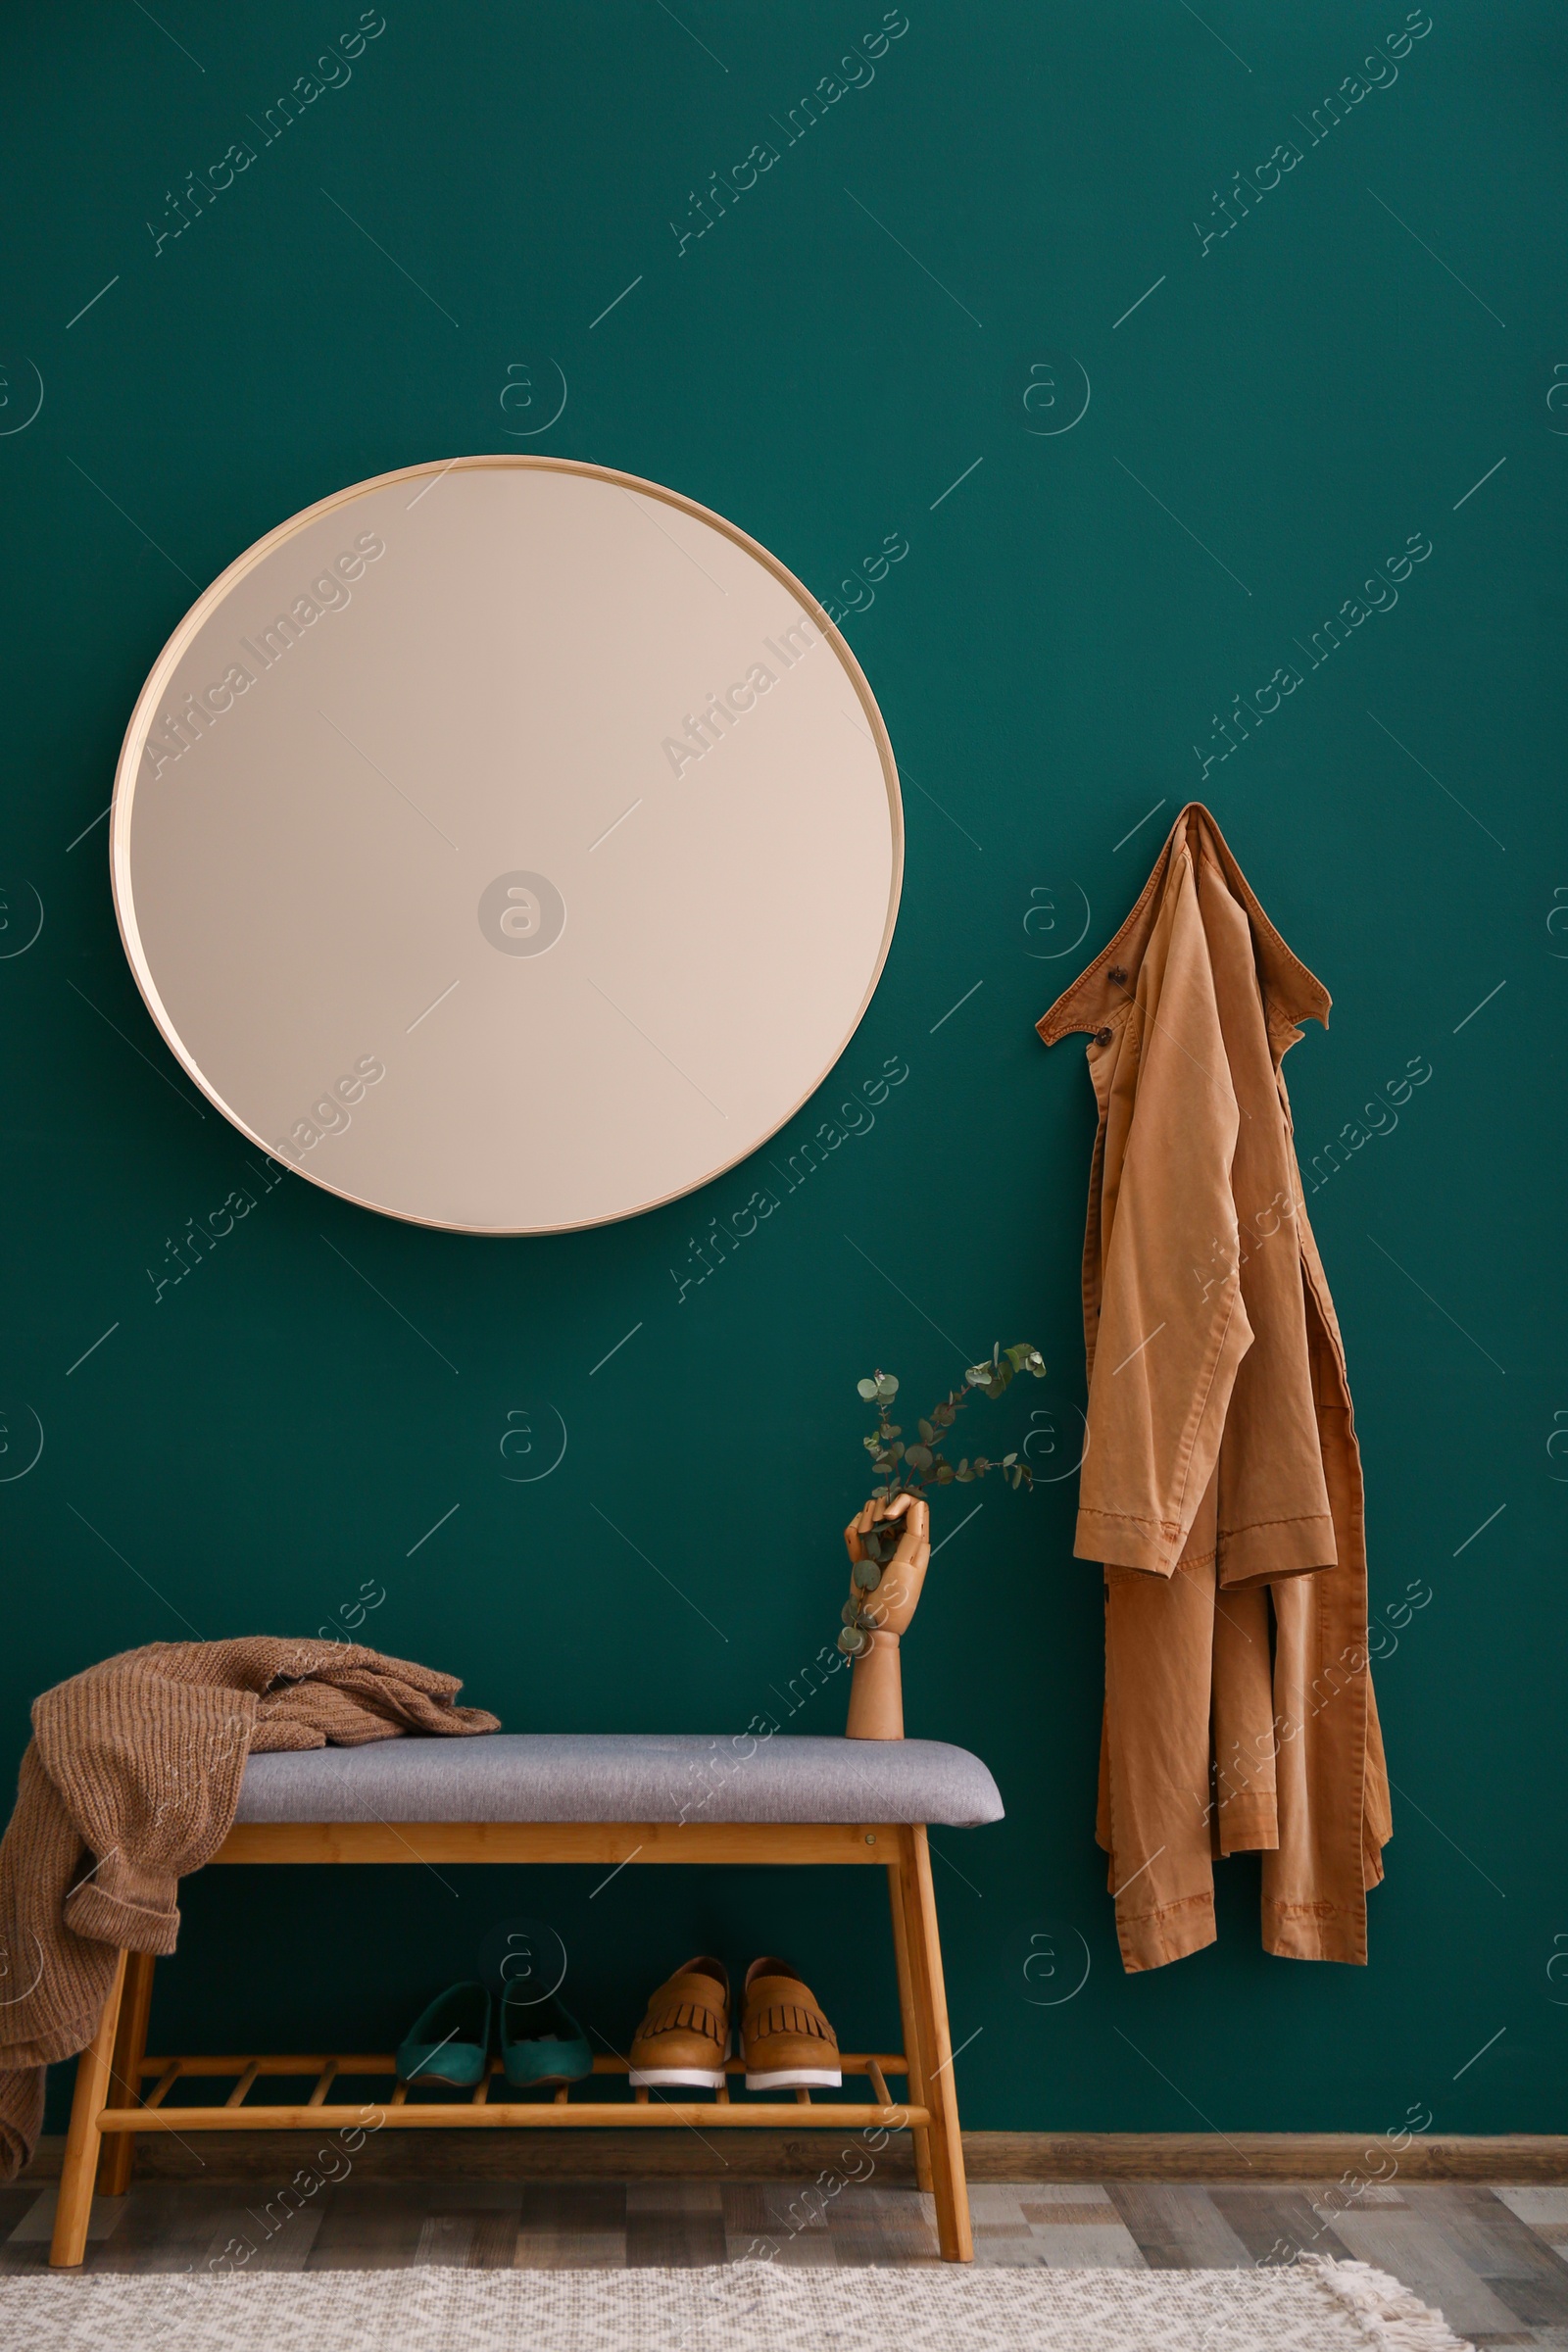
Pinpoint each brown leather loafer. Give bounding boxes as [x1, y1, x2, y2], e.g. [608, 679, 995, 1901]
[741, 1956, 842, 2090]
[627, 1954, 731, 2090]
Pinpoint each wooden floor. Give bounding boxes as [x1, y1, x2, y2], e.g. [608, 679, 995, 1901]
[5, 2177, 1568, 2344]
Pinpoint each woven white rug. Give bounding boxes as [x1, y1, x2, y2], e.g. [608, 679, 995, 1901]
[0, 2256, 1471, 2349]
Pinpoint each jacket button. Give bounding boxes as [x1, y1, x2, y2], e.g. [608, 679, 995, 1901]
[1108, 966, 1128, 985]
[1094, 1026, 1113, 1045]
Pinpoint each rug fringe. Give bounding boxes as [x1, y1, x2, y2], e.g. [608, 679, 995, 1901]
[1300, 2256, 1475, 2351]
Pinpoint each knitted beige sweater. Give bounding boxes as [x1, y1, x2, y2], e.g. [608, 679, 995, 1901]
[0, 1638, 499, 2178]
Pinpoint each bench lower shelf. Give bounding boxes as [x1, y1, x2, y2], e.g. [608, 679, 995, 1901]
[101, 2102, 928, 2130]
[104, 2049, 922, 2132]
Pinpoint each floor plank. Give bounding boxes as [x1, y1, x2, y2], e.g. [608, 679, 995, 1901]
[1007, 2181, 1147, 2269]
[8, 2186, 125, 2244]
[1205, 2182, 1357, 2270]
[414, 2214, 474, 2266]
[1315, 2195, 1529, 2341]
[203, 2204, 321, 2272]
[305, 2183, 428, 2271]
[1498, 2186, 1568, 2263]
[514, 2180, 626, 2268]
[624, 2180, 726, 2268]
[722, 2178, 838, 2266]
[1415, 2186, 1568, 2328]
[468, 2208, 523, 2268]
[827, 2184, 940, 2267]
[1105, 2181, 1253, 2269]
[77, 2184, 235, 2276]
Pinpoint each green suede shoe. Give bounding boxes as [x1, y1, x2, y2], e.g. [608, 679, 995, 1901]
[396, 1981, 492, 2088]
[500, 1987, 592, 2089]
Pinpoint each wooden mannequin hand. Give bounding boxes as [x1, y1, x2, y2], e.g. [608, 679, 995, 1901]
[844, 1494, 930, 1638]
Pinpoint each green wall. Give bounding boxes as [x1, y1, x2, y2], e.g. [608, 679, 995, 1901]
[4, 0, 1562, 2137]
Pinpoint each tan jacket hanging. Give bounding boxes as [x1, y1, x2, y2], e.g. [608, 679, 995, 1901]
[1039, 804, 1391, 1971]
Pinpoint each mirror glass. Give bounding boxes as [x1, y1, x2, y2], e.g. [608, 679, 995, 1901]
[112, 459, 903, 1232]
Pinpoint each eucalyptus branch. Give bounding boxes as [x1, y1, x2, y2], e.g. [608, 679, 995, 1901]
[855, 1345, 1048, 1500]
[838, 1342, 1050, 1657]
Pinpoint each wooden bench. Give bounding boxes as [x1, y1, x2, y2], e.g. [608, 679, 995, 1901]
[53, 1732, 1003, 2267]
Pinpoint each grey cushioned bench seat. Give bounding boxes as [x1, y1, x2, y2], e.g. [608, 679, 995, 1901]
[234, 1732, 1003, 1829]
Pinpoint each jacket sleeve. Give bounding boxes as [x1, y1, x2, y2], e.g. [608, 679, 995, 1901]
[1074, 852, 1254, 1575]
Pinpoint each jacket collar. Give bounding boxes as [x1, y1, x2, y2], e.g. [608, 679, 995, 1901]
[1035, 803, 1332, 1044]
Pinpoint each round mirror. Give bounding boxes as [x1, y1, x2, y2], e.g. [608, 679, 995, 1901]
[111, 458, 903, 1233]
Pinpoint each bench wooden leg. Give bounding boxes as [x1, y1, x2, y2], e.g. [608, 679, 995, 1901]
[50, 1949, 126, 2268]
[886, 1858, 934, 2192]
[898, 1826, 972, 2262]
[96, 1950, 156, 2197]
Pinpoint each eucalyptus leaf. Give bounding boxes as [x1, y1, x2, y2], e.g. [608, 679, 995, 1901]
[837, 1626, 869, 1658]
[853, 1559, 883, 1592]
[857, 1378, 878, 1400]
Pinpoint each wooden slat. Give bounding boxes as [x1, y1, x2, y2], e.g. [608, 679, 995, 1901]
[307, 2062, 339, 2107]
[93, 2100, 928, 2132]
[142, 2055, 395, 2077]
[212, 1820, 896, 1868]
[143, 2063, 180, 2110]
[223, 2063, 260, 2109]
